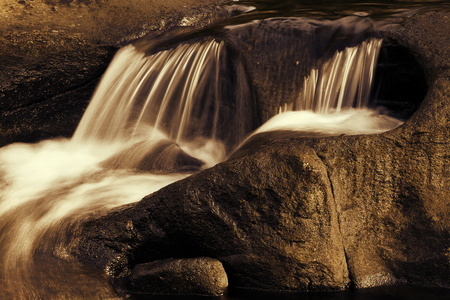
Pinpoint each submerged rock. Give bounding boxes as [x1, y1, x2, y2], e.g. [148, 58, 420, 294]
[102, 140, 204, 173]
[128, 257, 228, 296]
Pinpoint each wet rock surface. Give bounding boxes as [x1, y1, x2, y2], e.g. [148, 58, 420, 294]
[127, 257, 228, 296]
[102, 140, 204, 173]
[70, 10, 449, 294]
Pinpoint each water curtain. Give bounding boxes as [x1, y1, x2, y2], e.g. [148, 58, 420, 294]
[281, 39, 382, 113]
[73, 39, 255, 152]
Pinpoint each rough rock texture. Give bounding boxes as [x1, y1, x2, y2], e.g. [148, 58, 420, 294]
[311, 11, 450, 288]
[70, 9, 449, 294]
[75, 144, 350, 291]
[128, 257, 228, 296]
[0, 0, 228, 146]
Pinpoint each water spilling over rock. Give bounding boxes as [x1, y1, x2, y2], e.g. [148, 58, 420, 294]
[292, 39, 382, 112]
[73, 38, 257, 154]
[0, 3, 446, 298]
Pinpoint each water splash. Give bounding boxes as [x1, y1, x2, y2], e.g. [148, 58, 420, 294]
[0, 139, 190, 298]
[255, 108, 402, 137]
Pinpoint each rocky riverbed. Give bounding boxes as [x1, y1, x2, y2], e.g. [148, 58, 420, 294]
[0, 0, 448, 298]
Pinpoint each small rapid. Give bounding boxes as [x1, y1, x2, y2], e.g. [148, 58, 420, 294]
[0, 139, 189, 298]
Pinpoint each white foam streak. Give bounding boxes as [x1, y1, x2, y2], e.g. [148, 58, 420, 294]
[0, 140, 103, 213]
[0, 139, 187, 280]
[255, 108, 403, 136]
[181, 138, 227, 169]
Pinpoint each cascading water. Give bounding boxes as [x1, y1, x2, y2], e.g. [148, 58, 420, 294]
[293, 38, 382, 113]
[258, 38, 403, 137]
[73, 38, 256, 162]
[73, 40, 226, 145]
[0, 12, 409, 299]
[0, 38, 255, 299]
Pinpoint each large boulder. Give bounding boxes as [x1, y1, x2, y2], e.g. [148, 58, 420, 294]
[74, 144, 350, 291]
[305, 12, 450, 288]
[232, 11, 450, 289]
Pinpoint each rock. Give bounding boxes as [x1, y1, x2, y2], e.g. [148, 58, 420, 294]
[128, 257, 228, 296]
[236, 123, 449, 289]
[247, 11, 450, 289]
[0, 57, 112, 146]
[73, 144, 350, 292]
[101, 140, 204, 173]
[306, 11, 450, 289]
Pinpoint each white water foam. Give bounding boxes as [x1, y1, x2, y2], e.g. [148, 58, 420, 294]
[254, 108, 402, 136]
[0, 139, 189, 290]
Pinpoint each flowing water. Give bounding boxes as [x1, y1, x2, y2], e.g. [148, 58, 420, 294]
[0, 1, 448, 299]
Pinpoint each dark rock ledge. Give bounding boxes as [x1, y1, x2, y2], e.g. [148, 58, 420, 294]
[75, 143, 350, 293]
[69, 10, 450, 296]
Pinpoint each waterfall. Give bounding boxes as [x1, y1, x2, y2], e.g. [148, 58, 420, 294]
[73, 38, 256, 158]
[291, 39, 383, 113]
[248, 38, 402, 139]
[73, 40, 224, 144]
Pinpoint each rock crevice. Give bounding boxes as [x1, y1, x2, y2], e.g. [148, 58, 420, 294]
[319, 153, 355, 288]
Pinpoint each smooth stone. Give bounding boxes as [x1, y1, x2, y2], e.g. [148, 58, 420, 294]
[128, 257, 228, 296]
